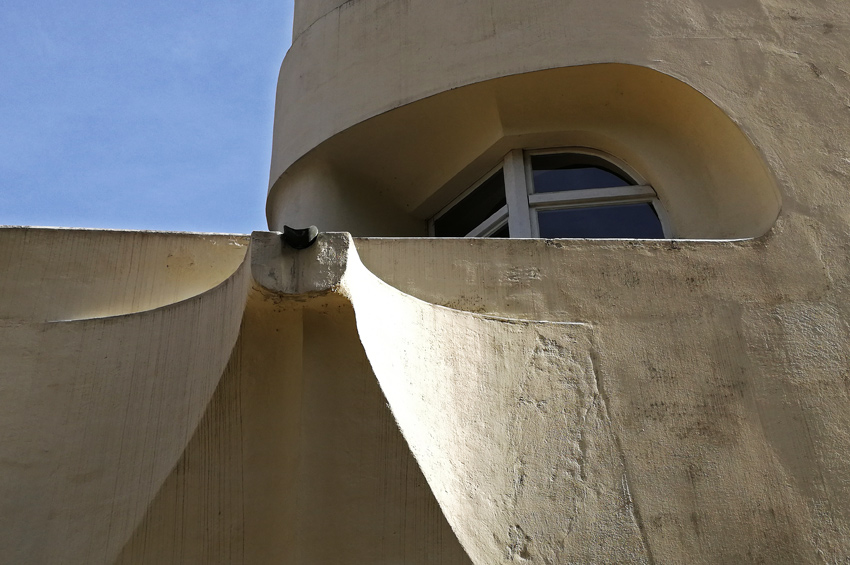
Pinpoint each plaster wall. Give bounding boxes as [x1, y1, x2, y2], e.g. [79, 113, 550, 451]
[2, 0, 849, 562]
[0, 228, 248, 321]
[268, 0, 848, 240]
[354, 222, 850, 562]
[269, 64, 781, 238]
[260, 7, 850, 556]
[292, 0, 349, 39]
[2, 218, 849, 562]
[0, 230, 251, 563]
[115, 279, 472, 564]
[0, 230, 473, 563]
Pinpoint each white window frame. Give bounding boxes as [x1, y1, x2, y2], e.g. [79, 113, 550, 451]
[430, 147, 672, 238]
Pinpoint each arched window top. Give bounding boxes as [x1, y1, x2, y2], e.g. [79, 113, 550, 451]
[529, 151, 633, 192]
[431, 148, 669, 239]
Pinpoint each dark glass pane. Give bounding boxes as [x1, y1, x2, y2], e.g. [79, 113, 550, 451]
[531, 153, 632, 193]
[537, 203, 665, 239]
[434, 170, 506, 236]
[489, 224, 510, 238]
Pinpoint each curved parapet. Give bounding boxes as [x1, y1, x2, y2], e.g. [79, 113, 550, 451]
[252, 231, 842, 562]
[0, 231, 251, 564]
[0, 227, 249, 322]
[272, 0, 785, 189]
[253, 231, 650, 561]
[341, 255, 652, 562]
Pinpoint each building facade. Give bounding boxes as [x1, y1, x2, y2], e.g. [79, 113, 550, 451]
[2, 0, 850, 563]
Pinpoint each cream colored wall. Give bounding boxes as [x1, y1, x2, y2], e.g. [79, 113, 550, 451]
[242, 231, 850, 563]
[246, 230, 850, 563]
[0, 230, 472, 563]
[354, 228, 850, 562]
[269, 0, 848, 240]
[2, 0, 849, 562]
[115, 243, 471, 564]
[268, 155, 427, 237]
[2, 219, 848, 562]
[270, 64, 780, 238]
[0, 228, 249, 321]
[291, 0, 348, 39]
[0, 230, 251, 564]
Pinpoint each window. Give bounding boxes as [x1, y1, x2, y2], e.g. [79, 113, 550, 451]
[430, 148, 669, 238]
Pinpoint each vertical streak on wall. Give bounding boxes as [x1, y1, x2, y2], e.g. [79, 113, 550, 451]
[116, 286, 472, 563]
[115, 294, 306, 564]
[239, 298, 305, 561]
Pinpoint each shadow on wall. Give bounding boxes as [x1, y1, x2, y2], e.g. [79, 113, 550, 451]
[268, 64, 781, 239]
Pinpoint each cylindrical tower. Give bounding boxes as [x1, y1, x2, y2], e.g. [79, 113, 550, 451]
[262, 0, 825, 239]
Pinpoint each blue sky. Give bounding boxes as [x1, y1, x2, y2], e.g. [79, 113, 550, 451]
[1, 1, 294, 233]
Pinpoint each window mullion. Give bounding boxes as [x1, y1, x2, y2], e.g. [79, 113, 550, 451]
[504, 149, 532, 237]
[466, 205, 509, 237]
[528, 185, 656, 208]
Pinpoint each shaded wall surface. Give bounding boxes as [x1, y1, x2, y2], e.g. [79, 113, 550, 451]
[116, 295, 471, 564]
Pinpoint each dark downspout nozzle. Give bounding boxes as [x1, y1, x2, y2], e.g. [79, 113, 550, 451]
[282, 225, 319, 249]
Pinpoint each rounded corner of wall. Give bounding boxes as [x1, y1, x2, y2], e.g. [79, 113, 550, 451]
[0, 229, 251, 322]
[266, 177, 283, 232]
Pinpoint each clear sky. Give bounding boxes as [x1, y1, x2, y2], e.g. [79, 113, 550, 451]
[1, 1, 294, 234]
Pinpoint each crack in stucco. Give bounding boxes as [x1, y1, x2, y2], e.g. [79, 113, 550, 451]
[292, 0, 363, 43]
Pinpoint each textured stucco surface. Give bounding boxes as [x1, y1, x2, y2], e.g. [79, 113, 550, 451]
[268, 64, 782, 238]
[262, 3, 850, 556]
[268, 0, 849, 243]
[272, 0, 849, 184]
[0, 230, 251, 563]
[2, 222, 850, 562]
[116, 293, 471, 564]
[355, 228, 850, 563]
[2, 0, 850, 562]
[0, 230, 473, 563]
[340, 240, 651, 563]
[0, 227, 249, 321]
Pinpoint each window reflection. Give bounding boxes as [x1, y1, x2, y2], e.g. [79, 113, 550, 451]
[531, 153, 631, 192]
[434, 169, 506, 236]
[537, 203, 665, 239]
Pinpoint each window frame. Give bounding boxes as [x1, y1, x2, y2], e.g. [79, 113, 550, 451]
[429, 147, 673, 239]
[429, 162, 509, 237]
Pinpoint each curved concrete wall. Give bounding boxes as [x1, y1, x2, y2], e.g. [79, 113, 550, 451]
[0, 228, 249, 321]
[292, 0, 348, 38]
[0, 239, 251, 564]
[270, 65, 781, 238]
[269, 0, 847, 239]
[352, 231, 850, 562]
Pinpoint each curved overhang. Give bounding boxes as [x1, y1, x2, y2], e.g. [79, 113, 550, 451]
[268, 64, 781, 239]
[270, 0, 776, 197]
